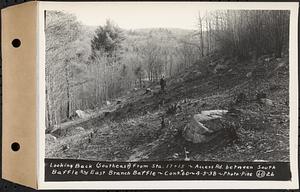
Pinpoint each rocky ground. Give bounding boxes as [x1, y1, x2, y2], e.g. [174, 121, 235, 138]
[46, 51, 290, 162]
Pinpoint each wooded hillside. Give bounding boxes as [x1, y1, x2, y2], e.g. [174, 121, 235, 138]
[45, 10, 289, 131]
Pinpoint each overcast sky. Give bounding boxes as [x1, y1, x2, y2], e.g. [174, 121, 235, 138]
[52, 3, 206, 30]
[44, 2, 293, 30]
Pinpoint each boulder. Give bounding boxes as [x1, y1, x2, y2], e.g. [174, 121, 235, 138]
[75, 110, 89, 119]
[106, 101, 111, 106]
[182, 110, 228, 143]
[46, 134, 57, 143]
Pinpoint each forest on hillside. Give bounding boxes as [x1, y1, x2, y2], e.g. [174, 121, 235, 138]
[45, 10, 289, 131]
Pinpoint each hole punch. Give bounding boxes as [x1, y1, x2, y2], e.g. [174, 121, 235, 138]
[11, 39, 21, 48]
[11, 142, 20, 152]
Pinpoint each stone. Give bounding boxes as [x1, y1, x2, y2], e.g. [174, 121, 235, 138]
[75, 127, 85, 131]
[75, 110, 89, 119]
[260, 98, 274, 106]
[246, 72, 252, 78]
[253, 160, 267, 162]
[46, 134, 57, 143]
[106, 101, 111, 105]
[172, 153, 179, 158]
[62, 145, 70, 151]
[182, 110, 228, 143]
[264, 58, 271, 62]
[196, 71, 202, 76]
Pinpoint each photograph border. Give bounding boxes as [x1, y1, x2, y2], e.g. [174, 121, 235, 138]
[37, 1, 299, 189]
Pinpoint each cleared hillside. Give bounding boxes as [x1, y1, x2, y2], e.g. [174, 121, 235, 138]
[46, 50, 289, 162]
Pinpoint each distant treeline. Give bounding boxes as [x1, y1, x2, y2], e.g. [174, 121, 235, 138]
[199, 10, 289, 60]
[45, 10, 289, 129]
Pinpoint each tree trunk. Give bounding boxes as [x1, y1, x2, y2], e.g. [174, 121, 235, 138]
[65, 64, 71, 119]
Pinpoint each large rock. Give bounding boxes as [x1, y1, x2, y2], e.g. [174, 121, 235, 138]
[46, 134, 57, 143]
[75, 110, 89, 119]
[182, 110, 228, 143]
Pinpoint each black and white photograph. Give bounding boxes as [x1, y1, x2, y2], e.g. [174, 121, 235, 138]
[1, 1, 298, 190]
[37, 2, 300, 188]
[44, 3, 292, 165]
